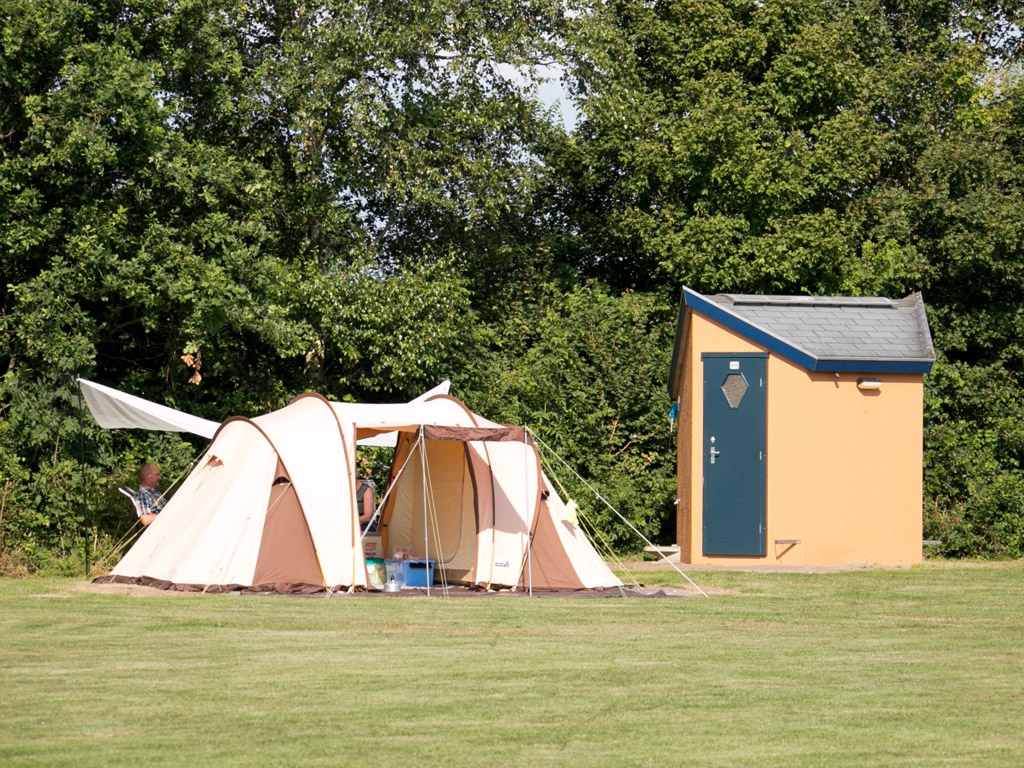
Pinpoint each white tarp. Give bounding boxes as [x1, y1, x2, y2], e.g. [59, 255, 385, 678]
[78, 378, 219, 438]
[77, 377, 452, 446]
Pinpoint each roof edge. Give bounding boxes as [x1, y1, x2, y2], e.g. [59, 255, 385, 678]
[682, 286, 819, 370]
[680, 286, 936, 374]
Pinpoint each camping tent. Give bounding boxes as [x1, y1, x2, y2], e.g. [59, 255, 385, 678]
[100, 392, 622, 593]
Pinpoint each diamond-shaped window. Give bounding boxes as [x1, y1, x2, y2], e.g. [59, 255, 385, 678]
[721, 373, 749, 409]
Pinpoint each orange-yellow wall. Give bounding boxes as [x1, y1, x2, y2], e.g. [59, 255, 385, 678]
[673, 311, 923, 566]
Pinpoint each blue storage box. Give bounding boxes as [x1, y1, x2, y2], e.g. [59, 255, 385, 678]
[386, 559, 435, 587]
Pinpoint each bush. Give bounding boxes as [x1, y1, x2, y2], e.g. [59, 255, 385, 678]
[923, 359, 1024, 558]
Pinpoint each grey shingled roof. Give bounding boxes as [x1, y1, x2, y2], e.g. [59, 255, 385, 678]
[709, 292, 935, 366]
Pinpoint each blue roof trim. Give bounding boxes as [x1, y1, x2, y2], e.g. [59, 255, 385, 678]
[682, 287, 818, 370]
[812, 358, 934, 374]
[682, 287, 935, 374]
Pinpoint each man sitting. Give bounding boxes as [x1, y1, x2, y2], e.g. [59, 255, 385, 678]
[136, 463, 166, 525]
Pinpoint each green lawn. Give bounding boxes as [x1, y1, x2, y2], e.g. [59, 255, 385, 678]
[1, 563, 1022, 767]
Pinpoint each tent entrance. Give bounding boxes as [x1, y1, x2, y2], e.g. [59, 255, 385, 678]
[382, 437, 478, 580]
[378, 425, 543, 590]
[252, 460, 323, 588]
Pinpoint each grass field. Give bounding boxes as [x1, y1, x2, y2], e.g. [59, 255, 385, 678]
[1, 563, 1022, 767]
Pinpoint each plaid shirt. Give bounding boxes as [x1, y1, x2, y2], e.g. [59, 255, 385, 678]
[137, 486, 166, 516]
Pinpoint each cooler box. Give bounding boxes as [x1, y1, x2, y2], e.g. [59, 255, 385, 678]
[385, 559, 435, 587]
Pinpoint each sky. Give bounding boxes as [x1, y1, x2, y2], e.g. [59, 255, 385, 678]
[536, 66, 580, 131]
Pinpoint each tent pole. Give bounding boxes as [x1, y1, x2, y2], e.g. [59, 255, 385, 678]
[77, 377, 90, 578]
[525, 425, 532, 598]
[419, 426, 430, 597]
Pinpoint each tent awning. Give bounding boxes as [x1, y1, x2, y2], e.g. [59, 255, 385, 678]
[77, 378, 454, 446]
[78, 378, 219, 438]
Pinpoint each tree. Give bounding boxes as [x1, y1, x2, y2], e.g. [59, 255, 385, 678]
[0, 0, 569, 569]
[458, 282, 677, 551]
[555, 0, 1024, 556]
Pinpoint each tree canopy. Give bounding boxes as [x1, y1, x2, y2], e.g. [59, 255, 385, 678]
[2, 0, 1022, 570]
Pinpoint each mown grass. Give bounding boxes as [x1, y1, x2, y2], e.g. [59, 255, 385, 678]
[1, 563, 1022, 767]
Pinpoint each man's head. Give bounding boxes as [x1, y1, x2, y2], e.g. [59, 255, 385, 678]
[139, 463, 161, 489]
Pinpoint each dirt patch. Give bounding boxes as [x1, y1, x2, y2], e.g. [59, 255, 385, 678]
[72, 559, 1021, 599]
[622, 559, 894, 574]
[73, 580, 185, 597]
[70, 578, 706, 599]
[617, 557, 1024, 575]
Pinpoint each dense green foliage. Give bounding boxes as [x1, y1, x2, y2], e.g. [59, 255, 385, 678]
[2, 0, 1022, 568]
[0, 0, 568, 567]
[458, 283, 678, 550]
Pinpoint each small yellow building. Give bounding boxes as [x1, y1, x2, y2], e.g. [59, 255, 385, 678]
[669, 287, 935, 567]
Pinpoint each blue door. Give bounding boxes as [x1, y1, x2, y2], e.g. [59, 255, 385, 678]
[702, 353, 767, 556]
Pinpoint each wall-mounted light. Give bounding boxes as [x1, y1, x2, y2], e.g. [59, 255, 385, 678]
[857, 377, 882, 391]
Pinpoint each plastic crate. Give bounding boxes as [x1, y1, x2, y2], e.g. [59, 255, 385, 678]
[385, 559, 435, 588]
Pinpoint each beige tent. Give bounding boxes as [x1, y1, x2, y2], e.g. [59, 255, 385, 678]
[102, 393, 622, 593]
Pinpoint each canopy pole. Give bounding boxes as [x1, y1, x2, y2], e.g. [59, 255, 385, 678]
[419, 443, 448, 598]
[525, 425, 532, 598]
[419, 426, 430, 597]
[77, 376, 90, 578]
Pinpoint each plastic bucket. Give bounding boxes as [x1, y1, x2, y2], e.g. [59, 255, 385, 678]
[366, 558, 386, 588]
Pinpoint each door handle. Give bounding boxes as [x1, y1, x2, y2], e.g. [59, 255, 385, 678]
[709, 447, 721, 464]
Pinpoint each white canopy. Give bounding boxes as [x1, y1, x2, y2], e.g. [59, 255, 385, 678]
[78, 378, 219, 438]
[349, 380, 453, 445]
[76, 377, 451, 446]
